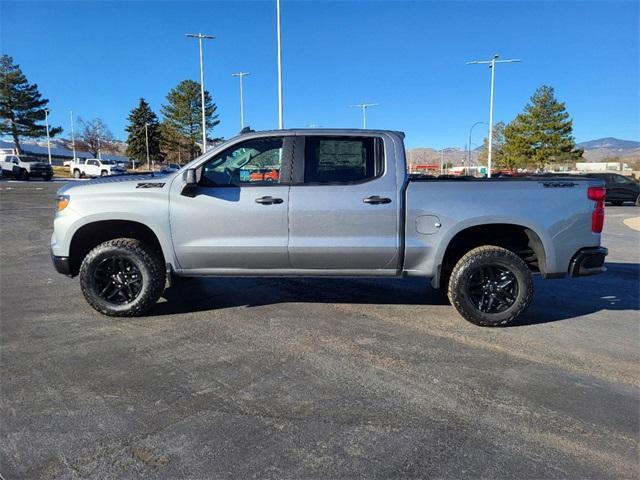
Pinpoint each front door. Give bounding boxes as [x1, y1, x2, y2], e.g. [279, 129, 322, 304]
[287, 134, 401, 271]
[170, 136, 292, 271]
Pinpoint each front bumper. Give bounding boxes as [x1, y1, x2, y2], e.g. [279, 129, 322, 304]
[51, 253, 72, 276]
[569, 247, 608, 277]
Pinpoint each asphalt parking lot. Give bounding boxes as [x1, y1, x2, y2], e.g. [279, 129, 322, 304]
[1, 180, 639, 479]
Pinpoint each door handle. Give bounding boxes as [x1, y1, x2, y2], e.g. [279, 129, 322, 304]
[255, 196, 284, 205]
[363, 195, 392, 205]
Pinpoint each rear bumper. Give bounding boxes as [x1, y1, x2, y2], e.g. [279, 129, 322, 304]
[569, 247, 608, 277]
[51, 253, 72, 276]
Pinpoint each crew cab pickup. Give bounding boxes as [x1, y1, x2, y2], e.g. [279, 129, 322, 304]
[0, 149, 53, 181]
[51, 129, 607, 326]
[69, 158, 126, 178]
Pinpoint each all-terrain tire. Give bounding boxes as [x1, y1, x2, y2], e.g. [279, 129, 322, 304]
[79, 238, 165, 316]
[74, 169, 81, 179]
[447, 245, 533, 327]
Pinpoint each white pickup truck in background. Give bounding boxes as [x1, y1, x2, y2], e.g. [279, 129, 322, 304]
[69, 158, 126, 178]
[0, 148, 53, 181]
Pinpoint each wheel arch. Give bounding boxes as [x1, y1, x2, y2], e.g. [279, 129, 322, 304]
[68, 219, 168, 276]
[432, 221, 550, 289]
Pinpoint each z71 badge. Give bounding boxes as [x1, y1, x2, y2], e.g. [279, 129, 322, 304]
[136, 182, 166, 189]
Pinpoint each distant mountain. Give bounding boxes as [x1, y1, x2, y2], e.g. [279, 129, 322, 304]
[577, 137, 640, 150]
[407, 137, 640, 166]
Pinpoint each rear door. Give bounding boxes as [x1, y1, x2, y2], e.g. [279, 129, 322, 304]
[287, 134, 401, 271]
[170, 135, 293, 271]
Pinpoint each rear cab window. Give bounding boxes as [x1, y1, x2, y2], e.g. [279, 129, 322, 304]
[302, 136, 384, 184]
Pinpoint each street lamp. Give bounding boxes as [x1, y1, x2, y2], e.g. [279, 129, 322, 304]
[144, 122, 150, 171]
[70, 110, 76, 162]
[276, 0, 284, 129]
[232, 72, 250, 130]
[186, 32, 215, 153]
[468, 121, 487, 172]
[466, 54, 520, 177]
[44, 109, 52, 165]
[349, 103, 378, 129]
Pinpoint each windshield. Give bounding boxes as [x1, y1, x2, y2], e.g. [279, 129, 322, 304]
[21, 156, 39, 163]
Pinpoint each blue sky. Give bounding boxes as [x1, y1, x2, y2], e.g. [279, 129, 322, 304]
[1, 0, 638, 149]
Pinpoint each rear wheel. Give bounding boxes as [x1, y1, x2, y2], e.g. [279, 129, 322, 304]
[43, 173, 53, 181]
[74, 169, 81, 179]
[100, 170, 108, 176]
[79, 238, 165, 316]
[16, 168, 29, 181]
[635, 195, 640, 207]
[448, 245, 533, 327]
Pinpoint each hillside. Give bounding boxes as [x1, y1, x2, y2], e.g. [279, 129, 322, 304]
[407, 137, 640, 166]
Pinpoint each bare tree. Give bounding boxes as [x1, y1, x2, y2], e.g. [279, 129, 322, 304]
[77, 118, 116, 157]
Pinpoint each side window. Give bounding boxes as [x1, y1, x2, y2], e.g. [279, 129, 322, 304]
[201, 137, 284, 186]
[613, 174, 631, 184]
[304, 136, 382, 184]
[88, 160, 99, 166]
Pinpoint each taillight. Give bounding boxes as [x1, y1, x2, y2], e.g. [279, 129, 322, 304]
[588, 186, 605, 233]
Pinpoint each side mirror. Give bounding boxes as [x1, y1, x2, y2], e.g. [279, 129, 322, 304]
[181, 169, 198, 197]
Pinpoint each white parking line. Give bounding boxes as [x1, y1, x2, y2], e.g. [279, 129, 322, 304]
[623, 217, 640, 231]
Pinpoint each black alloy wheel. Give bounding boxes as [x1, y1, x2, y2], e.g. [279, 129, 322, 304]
[465, 265, 518, 314]
[93, 257, 143, 304]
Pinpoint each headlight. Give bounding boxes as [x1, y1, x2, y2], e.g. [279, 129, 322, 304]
[56, 195, 70, 212]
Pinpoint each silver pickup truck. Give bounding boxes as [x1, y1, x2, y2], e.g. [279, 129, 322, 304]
[51, 129, 607, 326]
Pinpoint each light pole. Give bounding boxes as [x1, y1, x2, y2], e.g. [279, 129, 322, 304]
[468, 121, 487, 172]
[440, 149, 444, 175]
[466, 54, 520, 177]
[350, 103, 378, 129]
[144, 122, 150, 171]
[232, 72, 250, 129]
[70, 110, 76, 162]
[186, 33, 215, 153]
[44, 109, 52, 164]
[276, 0, 284, 129]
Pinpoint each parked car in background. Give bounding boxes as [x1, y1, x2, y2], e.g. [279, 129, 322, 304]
[161, 163, 182, 174]
[584, 173, 640, 206]
[249, 168, 280, 182]
[69, 159, 126, 178]
[51, 129, 608, 327]
[0, 149, 53, 181]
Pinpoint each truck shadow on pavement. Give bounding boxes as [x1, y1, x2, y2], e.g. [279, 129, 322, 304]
[152, 262, 639, 327]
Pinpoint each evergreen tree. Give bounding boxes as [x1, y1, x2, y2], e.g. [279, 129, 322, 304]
[503, 85, 583, 170]
[477, 122, 515, 169]
[159, 120, 189, 164]
[125, 98, 161, 166]
[160, 79, 220, 159]
[0, 55, 62, 153]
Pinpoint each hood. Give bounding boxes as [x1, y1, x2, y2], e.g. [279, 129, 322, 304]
[57, 172, 173, 196]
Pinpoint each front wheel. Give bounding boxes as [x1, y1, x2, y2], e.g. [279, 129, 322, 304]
[100, 170, 108, 177]
[447, 245, 533, 327]
[79, 238, 165, 316]
[73, 169, 81, 179]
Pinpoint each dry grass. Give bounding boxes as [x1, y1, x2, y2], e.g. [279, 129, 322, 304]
[52, 166, 71, 178]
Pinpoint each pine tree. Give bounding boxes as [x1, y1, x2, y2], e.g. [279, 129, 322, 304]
[159, 120, 188, 164]
[503, 85, 583, 170]
[0, 55, 62, 153]
[125, 98, 161, 167]
[477, 122, 516, 170]
[160, 80, 220, 159]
